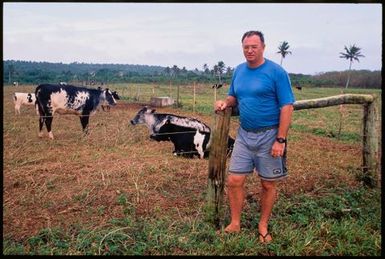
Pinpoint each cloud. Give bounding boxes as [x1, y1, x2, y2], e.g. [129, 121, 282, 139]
[3, 3, 382, 74]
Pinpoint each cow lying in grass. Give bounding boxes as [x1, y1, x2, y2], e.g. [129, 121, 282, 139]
[130, 106, 234, 159]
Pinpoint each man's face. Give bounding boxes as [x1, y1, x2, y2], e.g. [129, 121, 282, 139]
[242, 35, 265, 64]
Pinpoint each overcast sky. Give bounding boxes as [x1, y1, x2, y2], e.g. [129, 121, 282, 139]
[3, 2, 382, 75]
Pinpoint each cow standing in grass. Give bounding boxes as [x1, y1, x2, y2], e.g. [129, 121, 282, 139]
[13, 92, 38, 115]
[35, 84, 118, 139]
[130, 106, 234, 159]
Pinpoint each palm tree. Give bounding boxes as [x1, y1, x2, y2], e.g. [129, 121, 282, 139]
[8, 63, 15, 84]
[277, 41, 292, 66]
[339, 44, 365, 89]
[216, 61, 225, 84]
[203, 63, 210, 75]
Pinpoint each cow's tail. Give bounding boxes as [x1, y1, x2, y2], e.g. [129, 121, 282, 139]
[13, 93, 17, 102]
[35, 86, 43, 116]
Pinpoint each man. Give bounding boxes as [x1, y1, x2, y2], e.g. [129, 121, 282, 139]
[215, 30, 295, 243]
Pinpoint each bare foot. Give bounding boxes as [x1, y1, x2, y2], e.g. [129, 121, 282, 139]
[224, 224, 240, 233]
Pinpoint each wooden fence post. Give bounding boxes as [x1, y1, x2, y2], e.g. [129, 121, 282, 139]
[176, 84, 180, 108]
[362, 95, 381, 187]
[135, 84, 140, 101]
[193, 82, 196, 113]
[206, 107, 232, 228]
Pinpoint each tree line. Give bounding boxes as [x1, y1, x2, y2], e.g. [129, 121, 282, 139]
[3, 60, 381, 89]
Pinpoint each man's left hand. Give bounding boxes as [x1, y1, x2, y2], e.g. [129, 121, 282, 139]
[271, 141, 285, 157]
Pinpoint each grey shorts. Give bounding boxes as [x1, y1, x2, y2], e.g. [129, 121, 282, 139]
[228, 126, 288, 181]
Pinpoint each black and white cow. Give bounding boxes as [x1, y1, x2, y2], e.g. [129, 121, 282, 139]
[150, 118, 211, 158]
[13, 92, 38, 115]
[97, 87, 120, 111]
[130, 106, 234, 159]
[35, 84, 118, 139]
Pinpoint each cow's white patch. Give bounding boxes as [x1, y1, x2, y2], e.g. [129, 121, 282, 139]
[50, 90, 69, 114]
[168, 117, 210, 133]
[153, 116, 210, 134]
[144, 114, 157, 134]
[194, 131, 206, 159]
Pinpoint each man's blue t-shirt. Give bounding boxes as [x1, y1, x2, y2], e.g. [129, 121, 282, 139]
[228, 58, 295, 130]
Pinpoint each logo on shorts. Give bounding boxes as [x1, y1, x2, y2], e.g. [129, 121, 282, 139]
[273, 168, 282, 175]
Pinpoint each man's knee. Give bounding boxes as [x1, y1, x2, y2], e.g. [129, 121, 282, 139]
[227, 174, 246, 188]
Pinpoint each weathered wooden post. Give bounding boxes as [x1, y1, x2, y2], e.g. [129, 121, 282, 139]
[169, 81, 172, 98]
[176, 84, 180, 107]
[135, 84, 140, 102]
[206, 107, 232, 228]
[193, 82, 196, 113]
[362, 95, 381, 187]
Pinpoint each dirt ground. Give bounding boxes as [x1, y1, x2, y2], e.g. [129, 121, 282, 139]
[3, 100, 363, 241]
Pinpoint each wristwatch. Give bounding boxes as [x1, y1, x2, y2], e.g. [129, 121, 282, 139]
[276, 137, 287, 144]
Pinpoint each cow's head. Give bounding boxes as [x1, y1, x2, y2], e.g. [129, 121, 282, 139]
[112, 91, 120, 100]
[103, 88, 118, 106]
[130, 106, 156, 125]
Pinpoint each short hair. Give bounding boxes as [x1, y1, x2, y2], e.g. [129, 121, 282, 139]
[241, 31, 265, 44]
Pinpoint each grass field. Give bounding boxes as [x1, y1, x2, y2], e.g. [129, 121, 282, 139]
[3, 83, 381, 255]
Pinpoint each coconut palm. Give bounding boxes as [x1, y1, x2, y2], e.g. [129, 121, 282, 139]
[277, 41, 292, 66]
[339, 44, 365, 88]
[203, 63, 210, 75]
[216, 61, 225, 84]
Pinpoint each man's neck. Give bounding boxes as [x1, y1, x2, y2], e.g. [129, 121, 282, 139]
[247, 58, 265, 68]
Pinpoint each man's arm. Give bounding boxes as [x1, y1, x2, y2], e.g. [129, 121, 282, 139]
[277, 104, 294, 139]
[271, 104, 294, 157]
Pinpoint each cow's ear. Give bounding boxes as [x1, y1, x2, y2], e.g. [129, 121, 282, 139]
[151, 109, 156, 113]
[144, 107, 153, 114]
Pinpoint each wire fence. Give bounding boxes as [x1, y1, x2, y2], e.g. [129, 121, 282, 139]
[5, 84, 377, 147]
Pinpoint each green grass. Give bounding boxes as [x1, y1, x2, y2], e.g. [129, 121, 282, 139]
[4, 186, 380, 255]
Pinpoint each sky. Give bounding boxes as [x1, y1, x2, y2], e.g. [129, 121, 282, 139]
[3, 2, 382, 75]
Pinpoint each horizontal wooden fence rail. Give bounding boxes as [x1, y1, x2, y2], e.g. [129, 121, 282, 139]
[293, 94, 375, 110]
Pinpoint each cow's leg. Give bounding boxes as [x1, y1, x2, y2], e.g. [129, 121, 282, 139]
[80, 114, 90, 135]
[15, 104, 20, 115]
[38, 116, 45, 138]
[37, 102, 44, 137]
[44, 115, 54, 140]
